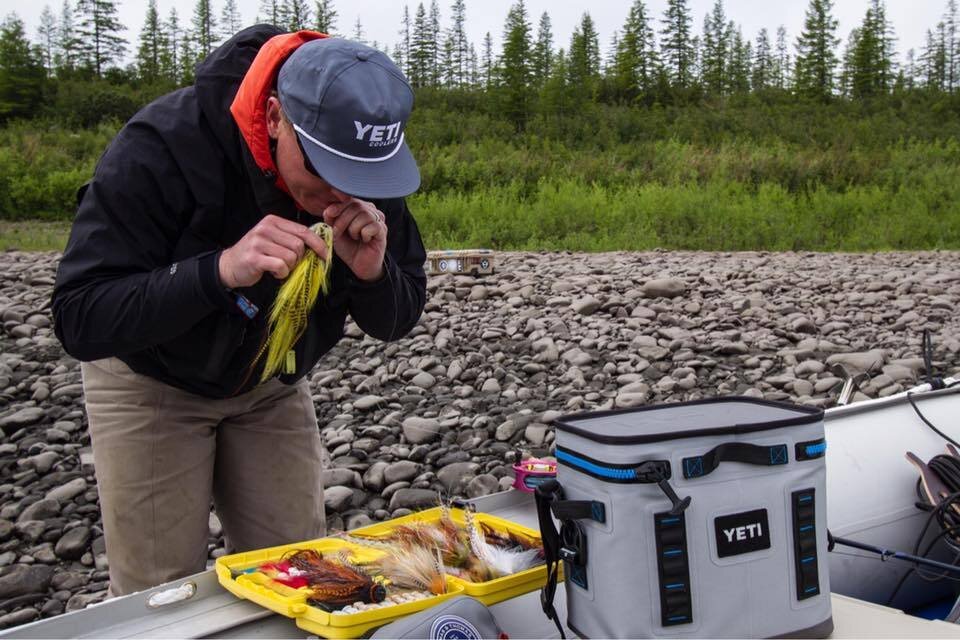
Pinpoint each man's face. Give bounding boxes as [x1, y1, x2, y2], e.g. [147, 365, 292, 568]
[266, 96, 348, 215]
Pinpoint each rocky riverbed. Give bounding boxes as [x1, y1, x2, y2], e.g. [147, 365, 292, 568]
[1, 249, 960, 628]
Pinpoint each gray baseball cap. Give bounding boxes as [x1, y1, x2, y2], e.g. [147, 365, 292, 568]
[277, 38, 420, 199]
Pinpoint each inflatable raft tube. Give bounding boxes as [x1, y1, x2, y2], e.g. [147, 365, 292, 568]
[825, 379, 960, 610]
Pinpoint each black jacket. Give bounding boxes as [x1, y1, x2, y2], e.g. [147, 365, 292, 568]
[52, 26, 427, 399]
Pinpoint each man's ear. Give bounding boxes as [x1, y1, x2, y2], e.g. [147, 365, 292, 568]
[266, 96, 283, 140]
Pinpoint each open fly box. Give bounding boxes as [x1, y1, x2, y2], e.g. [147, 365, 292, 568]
[215, 507, 551, 638]
[347, 506, 554, 605]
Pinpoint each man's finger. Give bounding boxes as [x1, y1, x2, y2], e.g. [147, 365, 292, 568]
[257, 255, 289, 279]
[301, 230, 329, 261]
[346, 211, 380, 241]
[359, 221, 382, 244]
[261, 225, 306, 260]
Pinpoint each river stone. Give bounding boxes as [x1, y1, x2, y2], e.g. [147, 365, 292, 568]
[0, 564, 54, 599]
[465, 474, 500, 498]
[0, 408, 45, 434]
[571, 296, 601, 316]
[495, 420, 523, 442]
[388, 489, 439, 512]
[0, 608, 39, 629]
[402, 417, 442, 444]
[353, 395, 385, 411]
[45, 478, 87, 503]
[17, 500, 59, 523]
[384, 461, 420, 485]
[323, 468, 358, 488]
[641, 278, 685, 299]
[826, 350, 886, 374]
[323, 486, 354, 513]
[54, 526, 91, 560]
[410, 372, 436, 389]
[362, 461, 389, 492]
[437, 462, 481, 493]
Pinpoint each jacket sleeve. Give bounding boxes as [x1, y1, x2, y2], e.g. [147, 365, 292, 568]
[52, 121, 235, 361]
[346, 197, 427, 341]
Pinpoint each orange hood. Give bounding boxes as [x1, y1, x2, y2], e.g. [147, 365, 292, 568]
[230, 30, 327, 197]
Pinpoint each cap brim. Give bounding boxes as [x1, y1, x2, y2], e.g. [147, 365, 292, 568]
[297, 133, 421, 200]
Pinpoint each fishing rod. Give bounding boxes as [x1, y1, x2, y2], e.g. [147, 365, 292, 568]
[828, 532, 960, 577]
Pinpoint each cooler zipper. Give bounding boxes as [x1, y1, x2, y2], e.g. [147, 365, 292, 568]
[556, 449, 692, 515]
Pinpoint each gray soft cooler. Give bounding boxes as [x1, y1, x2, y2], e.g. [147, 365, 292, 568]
[536, 397, 833, 639]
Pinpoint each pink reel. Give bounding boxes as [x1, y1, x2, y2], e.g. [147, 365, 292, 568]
[512, 458, 557, 493]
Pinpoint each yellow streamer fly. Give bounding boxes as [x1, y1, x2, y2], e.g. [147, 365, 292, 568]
[253, 222, 334, 384]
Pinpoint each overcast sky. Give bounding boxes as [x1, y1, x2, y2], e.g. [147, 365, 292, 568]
[13, 0, 951, 65]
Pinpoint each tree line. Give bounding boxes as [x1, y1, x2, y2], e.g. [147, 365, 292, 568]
[0, 0, 959, 125]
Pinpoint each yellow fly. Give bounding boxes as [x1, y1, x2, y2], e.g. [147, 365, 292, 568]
[254, 222, 333, 383]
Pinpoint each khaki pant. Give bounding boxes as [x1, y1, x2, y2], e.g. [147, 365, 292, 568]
[81, 357, 326, 596]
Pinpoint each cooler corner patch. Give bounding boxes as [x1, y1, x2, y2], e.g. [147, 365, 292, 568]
[430, 614, 482, 640]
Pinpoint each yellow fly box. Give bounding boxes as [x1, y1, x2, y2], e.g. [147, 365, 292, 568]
[346, 506, 553, 606]
[215, 537, 463, 639]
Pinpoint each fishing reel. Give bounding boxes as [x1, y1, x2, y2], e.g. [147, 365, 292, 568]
[513, 455, 558, 493]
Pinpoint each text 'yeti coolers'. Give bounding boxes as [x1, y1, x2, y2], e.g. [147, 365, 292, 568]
[535, 397, 833, 638]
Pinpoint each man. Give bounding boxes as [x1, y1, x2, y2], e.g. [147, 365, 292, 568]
[51, 27, 427, 595]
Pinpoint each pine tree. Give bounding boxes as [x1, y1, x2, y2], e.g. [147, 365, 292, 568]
[774, 25, 790, 89]
[727, 23, 750, 93]
[220, 0, 242, 37]
[160, 7, 180, 83]
[440, 34, 454, 85]
[398, 4, 411, 75]
[314, 0, 336, 33]
[660, 0, 694, 88]
[498, 0, 533, 129]
[481, 30, 493, 89]
[408, 2, 431, 87]
[752, 28, 772, 90]
[352, 15, 364, 43]
[613, 0, 657, 100]
[178, 22, 195, 84]
[191, 0, 217, 61]
[921, 23, 948, 90]
[943, 0, 957, 91]
[428, 0, 441, 86]
[0, 13, 45, 120]
[55, 0, 78, 74]
[257, 0, 280, 27]
[567, 12, 600, 104]
[74, 0, 128, 78]
[839, 27, 859, 97]
[531, 11, 553, 85]
[136, 0, 164, 83]
[447, 0, 468, 87]
[701, 0, 729, 94]
[37, 6, 58, 75]
[794, 0, 840, 100]
[468, 42, 478, 86]
[903, 47, 917, 90]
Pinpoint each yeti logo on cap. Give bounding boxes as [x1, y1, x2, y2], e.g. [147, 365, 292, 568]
[429, 615, 481, 639]
[354, 121, 402, 148]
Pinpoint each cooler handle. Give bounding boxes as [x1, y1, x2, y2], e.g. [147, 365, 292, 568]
[682, 442, 788, 479]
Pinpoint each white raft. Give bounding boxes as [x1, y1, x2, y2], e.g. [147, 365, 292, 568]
[825, 378, 960, 610]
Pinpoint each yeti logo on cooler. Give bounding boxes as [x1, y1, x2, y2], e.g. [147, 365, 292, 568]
[714, 509, 771, 557]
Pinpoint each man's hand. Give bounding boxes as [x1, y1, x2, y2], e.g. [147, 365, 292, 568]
[322, 196, 387, 282]
[218, 214, 329, 289]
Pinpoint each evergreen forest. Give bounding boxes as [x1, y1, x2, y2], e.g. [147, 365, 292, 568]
[1, 0, 959, 251]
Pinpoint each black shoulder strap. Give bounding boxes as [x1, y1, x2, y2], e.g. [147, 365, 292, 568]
[535, 479, 567, 640]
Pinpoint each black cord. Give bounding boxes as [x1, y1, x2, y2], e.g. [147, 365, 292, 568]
[907, 392, 960, 449]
